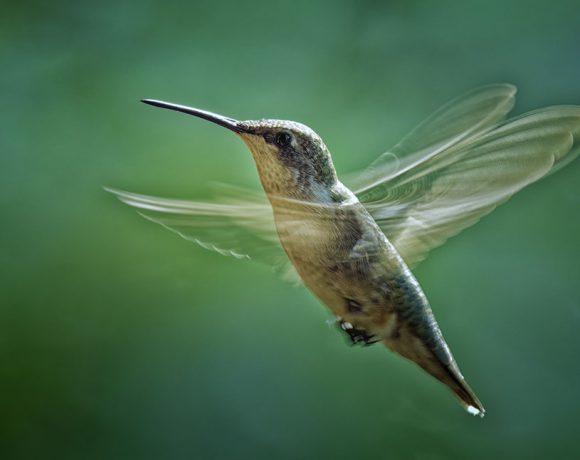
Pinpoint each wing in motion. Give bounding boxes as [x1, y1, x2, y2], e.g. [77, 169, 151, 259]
[105, 184, 299, 281]
[350, 85, 580, 267]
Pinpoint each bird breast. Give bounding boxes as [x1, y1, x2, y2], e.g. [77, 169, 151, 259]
[272, 200, 405, 339]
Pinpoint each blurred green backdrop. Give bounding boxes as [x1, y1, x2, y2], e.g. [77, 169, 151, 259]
[2, 0, 580, 458]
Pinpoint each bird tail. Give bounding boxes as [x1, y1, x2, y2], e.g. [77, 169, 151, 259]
[433, 360, 485, 417]
[384, 332, 485, 417]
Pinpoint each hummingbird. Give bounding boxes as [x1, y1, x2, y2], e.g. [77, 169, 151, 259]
[108, 84, 580, 417]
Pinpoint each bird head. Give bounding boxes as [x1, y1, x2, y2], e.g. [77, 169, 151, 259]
[142, 100, 338, 202]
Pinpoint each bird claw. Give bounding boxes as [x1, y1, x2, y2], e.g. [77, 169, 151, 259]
[337, 319, 379, 346]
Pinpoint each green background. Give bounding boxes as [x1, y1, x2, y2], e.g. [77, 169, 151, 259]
[2, 0, 580, 458]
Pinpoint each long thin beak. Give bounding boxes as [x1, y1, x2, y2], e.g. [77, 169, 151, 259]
[141, 99, 245, 133]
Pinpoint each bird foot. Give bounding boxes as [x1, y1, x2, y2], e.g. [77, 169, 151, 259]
[337, 319, 379, 346]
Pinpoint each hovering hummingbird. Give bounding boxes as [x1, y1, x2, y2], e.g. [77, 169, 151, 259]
[108, 84, 580, 416]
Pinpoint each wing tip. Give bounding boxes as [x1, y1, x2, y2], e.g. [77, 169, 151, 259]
[103, 185, 127, 198]
[475, 82, 517, 97]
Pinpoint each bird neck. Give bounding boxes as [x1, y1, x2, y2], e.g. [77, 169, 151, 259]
[266, 180, 356, 208]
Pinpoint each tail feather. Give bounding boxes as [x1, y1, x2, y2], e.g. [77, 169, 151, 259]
[437, 361, 485, 417]
[384, 328, 485, 417]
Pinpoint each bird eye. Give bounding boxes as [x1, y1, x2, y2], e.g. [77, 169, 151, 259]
[275, 132, 293, 147]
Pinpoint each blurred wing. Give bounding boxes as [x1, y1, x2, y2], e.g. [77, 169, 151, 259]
[353, 99, 580, 268]
[106, 185, 300, 282]
[361, 106, 580, 267]
[350, 84, 518, 202]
